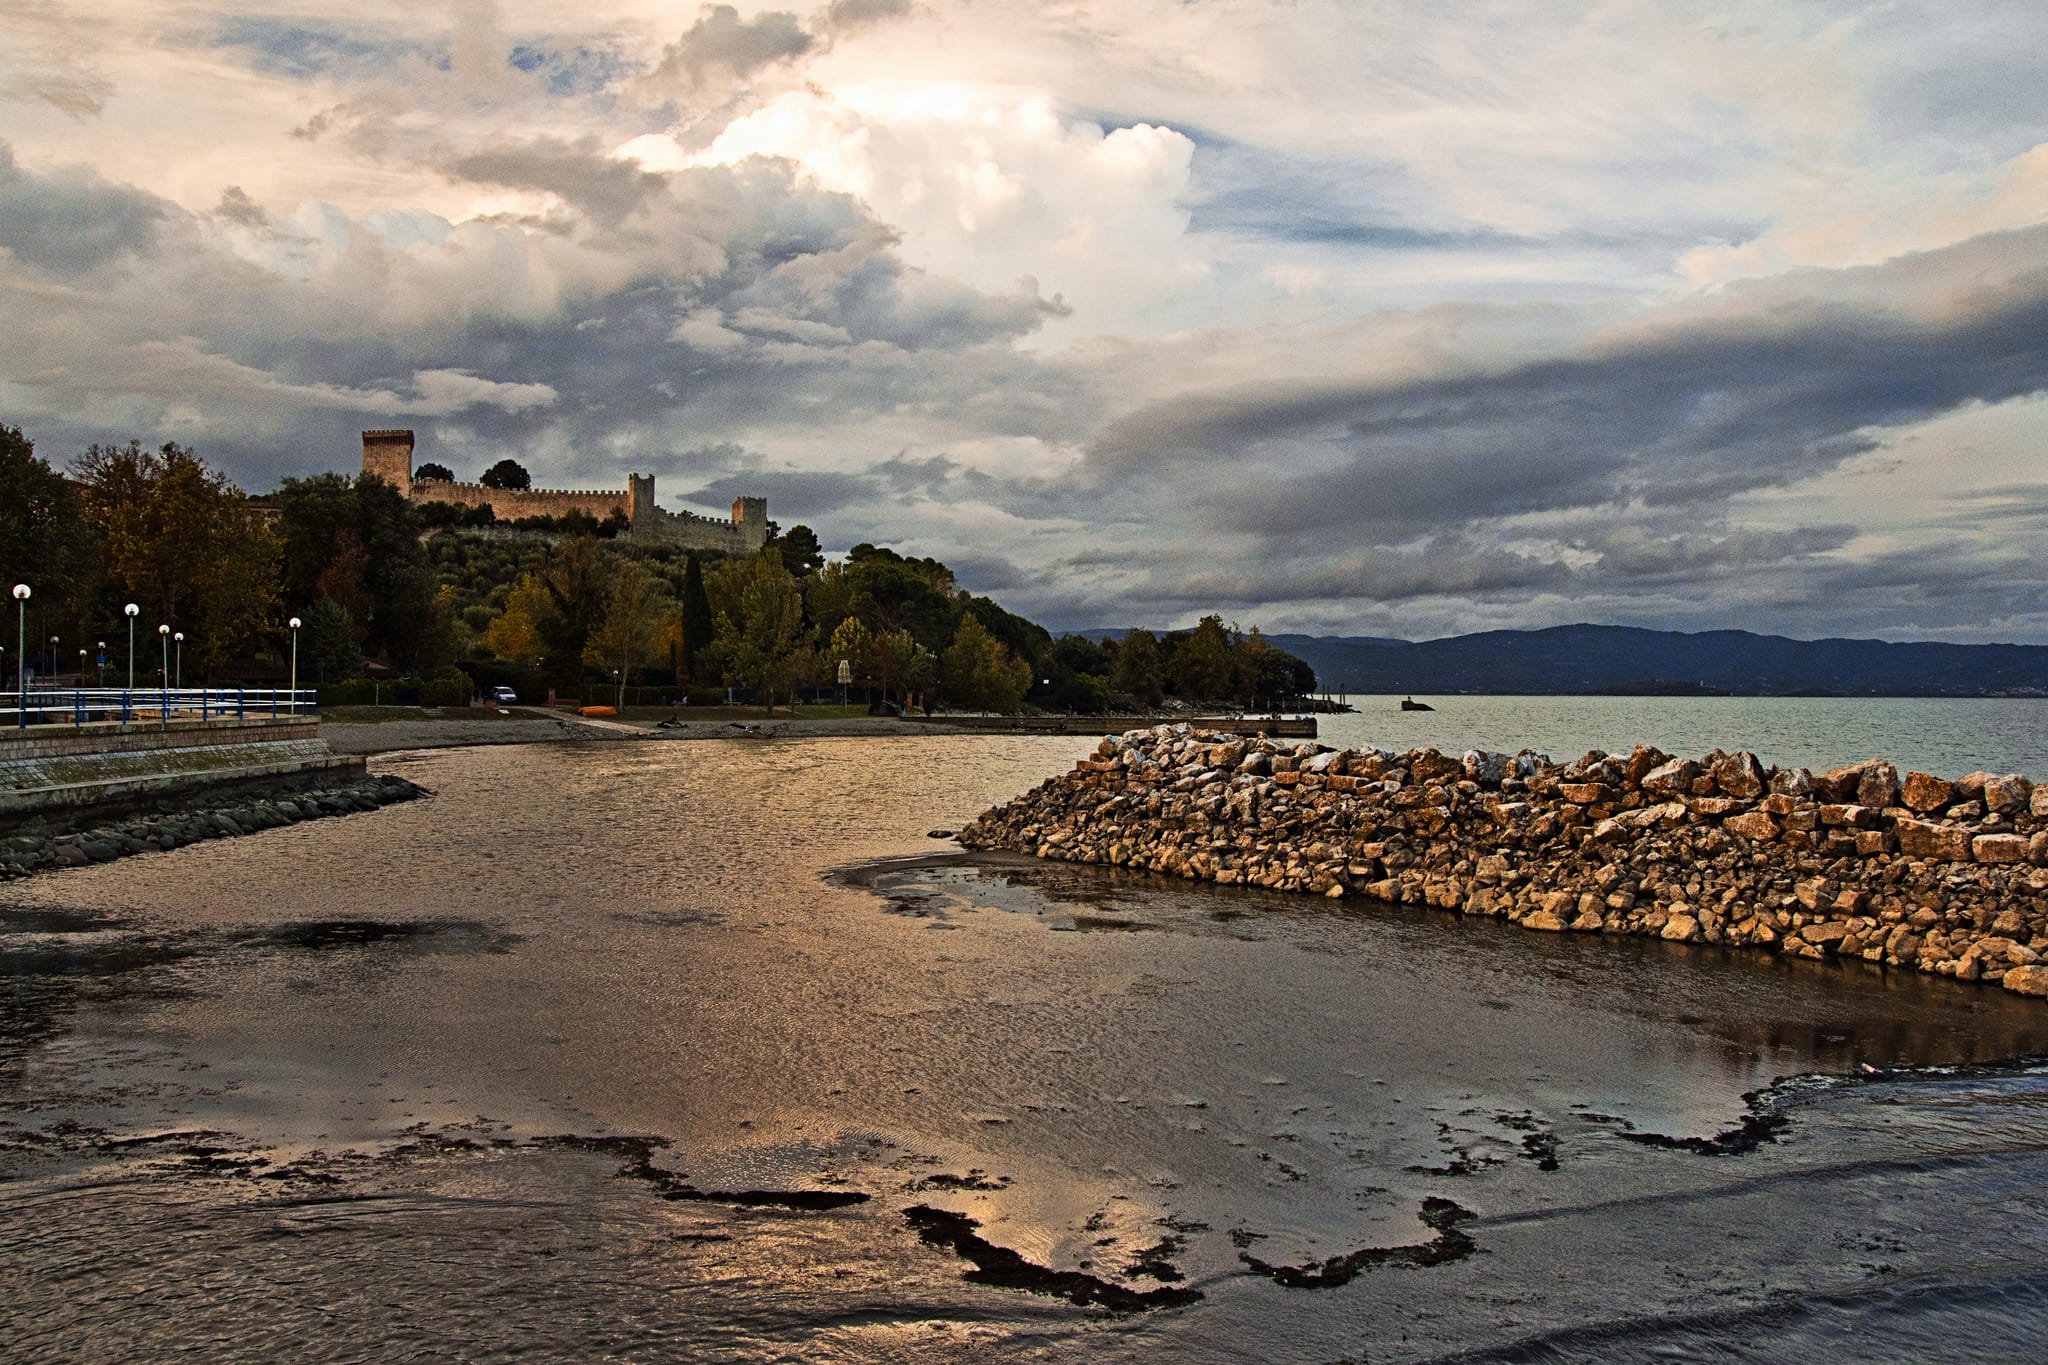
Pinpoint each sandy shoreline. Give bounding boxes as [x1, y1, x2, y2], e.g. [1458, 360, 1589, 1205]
[318, 709, 1060, 754]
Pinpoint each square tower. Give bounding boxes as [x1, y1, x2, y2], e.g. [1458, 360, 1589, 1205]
[361, 430, 415, 492]
[732, 496, 768, 549]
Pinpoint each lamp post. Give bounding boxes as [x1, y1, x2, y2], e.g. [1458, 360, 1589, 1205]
[173, 632, 183, 691]
[11, 584, 27, 701]
[49, 635, 59, 685]
[96, 642, 105, 687]
[288, 616, 302, 715]
[124, 603, 139, 689]
[158, 624, 169, 701]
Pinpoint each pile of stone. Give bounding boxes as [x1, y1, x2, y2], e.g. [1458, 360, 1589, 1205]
[0, 774, 424, 880]
[958, 725, 2048, 999]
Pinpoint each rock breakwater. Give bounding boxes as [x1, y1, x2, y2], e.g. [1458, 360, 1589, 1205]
[1, 774, 425, 881]
[958, 725, 2048, 999]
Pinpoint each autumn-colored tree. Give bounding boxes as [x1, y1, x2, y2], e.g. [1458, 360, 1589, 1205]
[486, 573, 557, 664]
[73, 440, 278, 677]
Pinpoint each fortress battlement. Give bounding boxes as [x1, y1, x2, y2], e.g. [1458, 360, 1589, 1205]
[360, 431, 767, 555]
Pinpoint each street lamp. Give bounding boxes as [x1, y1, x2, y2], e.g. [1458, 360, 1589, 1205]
[124, 603, 139, 690]
[174, 632, 184, 691]
[288, 616, 302, 714]
[11, 584, 27, 701]
[96, 642, 105, 687]
[49, 636, 59, 684]
[158, 624, 169, 703]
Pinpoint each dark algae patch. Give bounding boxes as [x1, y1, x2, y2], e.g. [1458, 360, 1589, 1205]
[1240, 1197, 1479, 1288]
[903, 1205, 1203, 1311]
[536, 1134, 871, 1210]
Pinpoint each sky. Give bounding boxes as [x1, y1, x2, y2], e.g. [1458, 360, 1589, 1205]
[3, 1, 2047, 642]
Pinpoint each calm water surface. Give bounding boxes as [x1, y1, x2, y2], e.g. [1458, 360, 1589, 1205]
[4, 735, 2048, 1361]
[1323, 694, 2048, 778]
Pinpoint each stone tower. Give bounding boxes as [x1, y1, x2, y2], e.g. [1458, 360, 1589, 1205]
[733, 496, 768, 549]
[628, 473, 657, 526]
[361, 430, 415, 492]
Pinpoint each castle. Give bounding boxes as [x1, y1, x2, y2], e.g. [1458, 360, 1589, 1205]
[361, 430, 767, 554]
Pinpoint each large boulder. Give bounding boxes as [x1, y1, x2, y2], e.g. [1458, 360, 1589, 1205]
[1723, 811, 1780, 841]
[1900, 771, 1953, 813]
[1624, 744, 1670, 789]
[1640, 758, 1700, 796]
[1895, 818, 1974, 861]
[1856, 761, 1900, 810]
[1972, 834, 2031, 865]
[1983, 774, 2033, 814]
[1711, 751, 1767, 800]
[2003, 965, 2048, 998]
[1769, 767, 1813, 798]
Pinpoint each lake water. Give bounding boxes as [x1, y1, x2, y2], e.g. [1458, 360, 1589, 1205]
[4, 733, 2048, 1361]
[1321, 694, 2048, 778]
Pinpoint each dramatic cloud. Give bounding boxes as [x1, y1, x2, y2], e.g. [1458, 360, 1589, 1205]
[4, 1, 2048, 641]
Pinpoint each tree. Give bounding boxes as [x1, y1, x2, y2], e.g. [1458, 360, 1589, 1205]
[302, 594, 365, 681]
[1110, 628, 1165, 707]
[486, 573, 555, 664]
[585, 558, 671, 709]
[771, 524, 825, 576]
[536, 536, 608, 692]
[0, 425, 95, 636]
[413, 462, 455, 482]
[73, 440, 279, 677]
[708, 551, 811, 713]
[480, 458, 531, 490]
[678, 553, 714, 681]
[826, 616, 874, 697]
[273, 471, 447, 672]
[942, 613, 1032, 712]
[1170, 614, 1236, 701]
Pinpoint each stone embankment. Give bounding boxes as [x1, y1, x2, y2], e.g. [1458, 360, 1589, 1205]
[0, 774, 424, 881]
[958, 725, 2048, 999]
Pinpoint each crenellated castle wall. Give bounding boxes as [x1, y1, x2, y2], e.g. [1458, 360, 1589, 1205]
[360, 431, 767, 554]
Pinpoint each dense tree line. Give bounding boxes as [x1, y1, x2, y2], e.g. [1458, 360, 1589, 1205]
[1, 422, 1316, 711]
[0, 425, 278, 683]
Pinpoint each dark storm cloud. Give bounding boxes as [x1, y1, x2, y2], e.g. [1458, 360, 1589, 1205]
[947, 553, 1027, 593]
[684, 469, 876, 516]
[652, 6, 811, 87]
[0, 142, 164, 274]
[444, 136, 670, 226]
[1090, 225, 2048, 544]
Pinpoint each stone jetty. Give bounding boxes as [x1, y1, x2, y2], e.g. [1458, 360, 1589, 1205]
[958, 725, 2048, 999]
[1, 773, 424, 881]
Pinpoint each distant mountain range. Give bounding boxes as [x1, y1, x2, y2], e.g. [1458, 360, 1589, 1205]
[1063, 624, 2048, 698]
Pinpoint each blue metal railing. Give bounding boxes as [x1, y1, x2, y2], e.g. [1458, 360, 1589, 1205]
[2, 687, 315, 731]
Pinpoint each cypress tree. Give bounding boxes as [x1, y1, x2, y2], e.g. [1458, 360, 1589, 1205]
[679, 553, 713, 681]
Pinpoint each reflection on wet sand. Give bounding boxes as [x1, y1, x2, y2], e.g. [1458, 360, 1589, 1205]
[4, 737, 2047, 1363]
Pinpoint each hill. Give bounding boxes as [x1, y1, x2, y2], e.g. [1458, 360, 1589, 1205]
[1257, 625, 2048, 697]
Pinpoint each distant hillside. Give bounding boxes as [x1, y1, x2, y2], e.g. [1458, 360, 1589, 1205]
[1260, 625, 2048, 698]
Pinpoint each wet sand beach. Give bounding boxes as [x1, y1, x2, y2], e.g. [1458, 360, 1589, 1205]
[5, 736, 2047, 1361]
